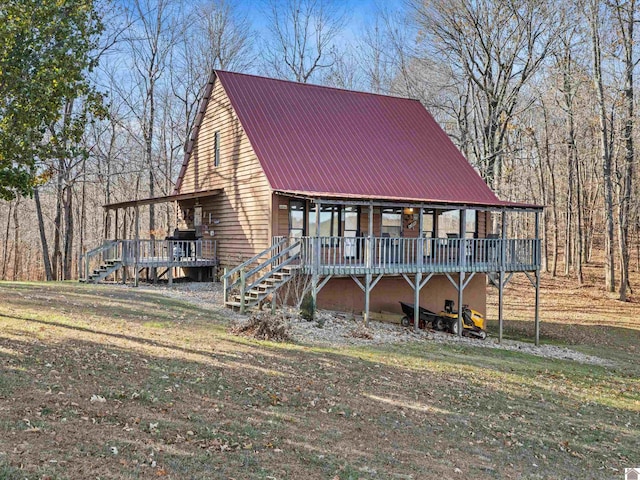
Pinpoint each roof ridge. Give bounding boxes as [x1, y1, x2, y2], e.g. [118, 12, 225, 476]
[215, 69, 421, 103]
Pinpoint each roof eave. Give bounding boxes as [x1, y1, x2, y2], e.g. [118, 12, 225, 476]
[273, 190, 543, 211]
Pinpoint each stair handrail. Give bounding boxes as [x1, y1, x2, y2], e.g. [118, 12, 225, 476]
[244, 240, 301, 292]
[221, 237, 299, 309]
[82, 240, 120, 281]
[223, 237, 288, 281]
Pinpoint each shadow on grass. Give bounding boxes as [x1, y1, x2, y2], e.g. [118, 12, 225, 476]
[0, 312, 240, 365]
[1, 324, 638, 479]
[0, 283, 228, 327]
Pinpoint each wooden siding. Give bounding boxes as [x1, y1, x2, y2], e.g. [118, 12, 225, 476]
[478, 210, 487, 238]
[272, 194, 290, 237]
[178, 79, 272, 265]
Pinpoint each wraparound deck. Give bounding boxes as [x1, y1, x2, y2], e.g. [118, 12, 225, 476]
[284, 236, 539, 276]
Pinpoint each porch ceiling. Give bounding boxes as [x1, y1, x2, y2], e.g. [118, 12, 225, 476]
[273, 190, 543, 212]
[103, 188, 222, 210]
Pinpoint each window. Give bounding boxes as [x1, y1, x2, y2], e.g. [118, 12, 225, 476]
[309, 205, 341, 238]
[214, 131, 220, 167]
[465, 210, 477, 238]
[343, 206, 359, 235]
[437, 210, 460, 238]
[289, 200, 306, 237]
[381, 208, 402, 237]
[422, 210, 435, 237]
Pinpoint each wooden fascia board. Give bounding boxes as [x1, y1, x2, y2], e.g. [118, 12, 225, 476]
[173, 71, 218, 195]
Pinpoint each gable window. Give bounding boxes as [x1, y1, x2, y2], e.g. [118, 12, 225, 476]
[214, 131, 220, 167]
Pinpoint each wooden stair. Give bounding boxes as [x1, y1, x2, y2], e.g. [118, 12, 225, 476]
[80, 260, 122, 284]
[222, 237, 302, 313]
[226, 265, 299, 310]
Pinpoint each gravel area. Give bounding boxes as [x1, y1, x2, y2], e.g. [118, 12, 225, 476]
[118, 281, 615, 367]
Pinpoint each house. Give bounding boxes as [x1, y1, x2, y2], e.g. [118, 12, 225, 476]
[91, 70, 542, 343]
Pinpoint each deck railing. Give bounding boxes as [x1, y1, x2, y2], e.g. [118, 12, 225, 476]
[117, 239, 217, 266]
[293, 236, 539, 275]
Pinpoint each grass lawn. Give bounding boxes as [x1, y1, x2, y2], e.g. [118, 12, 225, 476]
[0, 276, 639, 479]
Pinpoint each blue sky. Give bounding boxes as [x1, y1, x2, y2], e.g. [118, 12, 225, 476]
[236, 0, 406, 39]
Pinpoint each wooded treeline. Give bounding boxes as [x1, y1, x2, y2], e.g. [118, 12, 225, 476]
[1, 0, 638, 299]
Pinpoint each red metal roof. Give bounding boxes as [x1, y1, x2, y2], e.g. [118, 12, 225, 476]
[211, 70, 524, 208]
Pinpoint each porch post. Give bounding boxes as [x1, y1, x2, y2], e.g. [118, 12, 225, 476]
[498, 209, 507, 343]
[367, 202, 374, 266]
[114, 208, 119, 241]
[114, 208, 120, 283]
[534, 210, 541, 346]
[122, 209, 128, 284]
[457, 209, 467, 336]
[134, 205, 140, 287]
[418, 206, 424, 269]
[365, 202, 374, 325]
[312, 201, 321, 309]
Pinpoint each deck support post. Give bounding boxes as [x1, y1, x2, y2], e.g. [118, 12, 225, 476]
[239, 269, 246, 314]
[534, 210, 541, 346]
[498, 270, 504, 342]
[271, 289, 277, 314]
[134, 205, 140, 288]
[364, 272, 372, 326]
[457, 209, 467, 337]
[498, 209, 507, 343]
[457, 272, 464, 337]
[168, 264, 173, 286]
[413, 272, 422, 333]
[222, 267, 228, 304]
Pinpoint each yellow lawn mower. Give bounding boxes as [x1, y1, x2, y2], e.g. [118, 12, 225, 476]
[439, 299, 487, 340]
[399, 299, 487, 340]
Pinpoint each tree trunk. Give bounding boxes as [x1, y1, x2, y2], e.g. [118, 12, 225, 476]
[614, 0, 634, 301]
[34, 188, 53, 281]
[79, 160, 87, 279]
[2, 201, 13, 280]
[12, 197, 20, 280]
[574, 149, 584, 285]
[63, 184, 74, 280]
[541, 101, 559, 276]
[589, 1, 615, 292]
[52, 161, 63, 280]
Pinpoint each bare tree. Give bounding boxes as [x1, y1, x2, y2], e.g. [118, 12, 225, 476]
[610, 0, 636, 301]
[121, 0, 184, 244]
[413, 0, 561, 194]
[587, 0, 616, 292]
[263, 0, 346, 83]
[173, 0, 254, 146]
